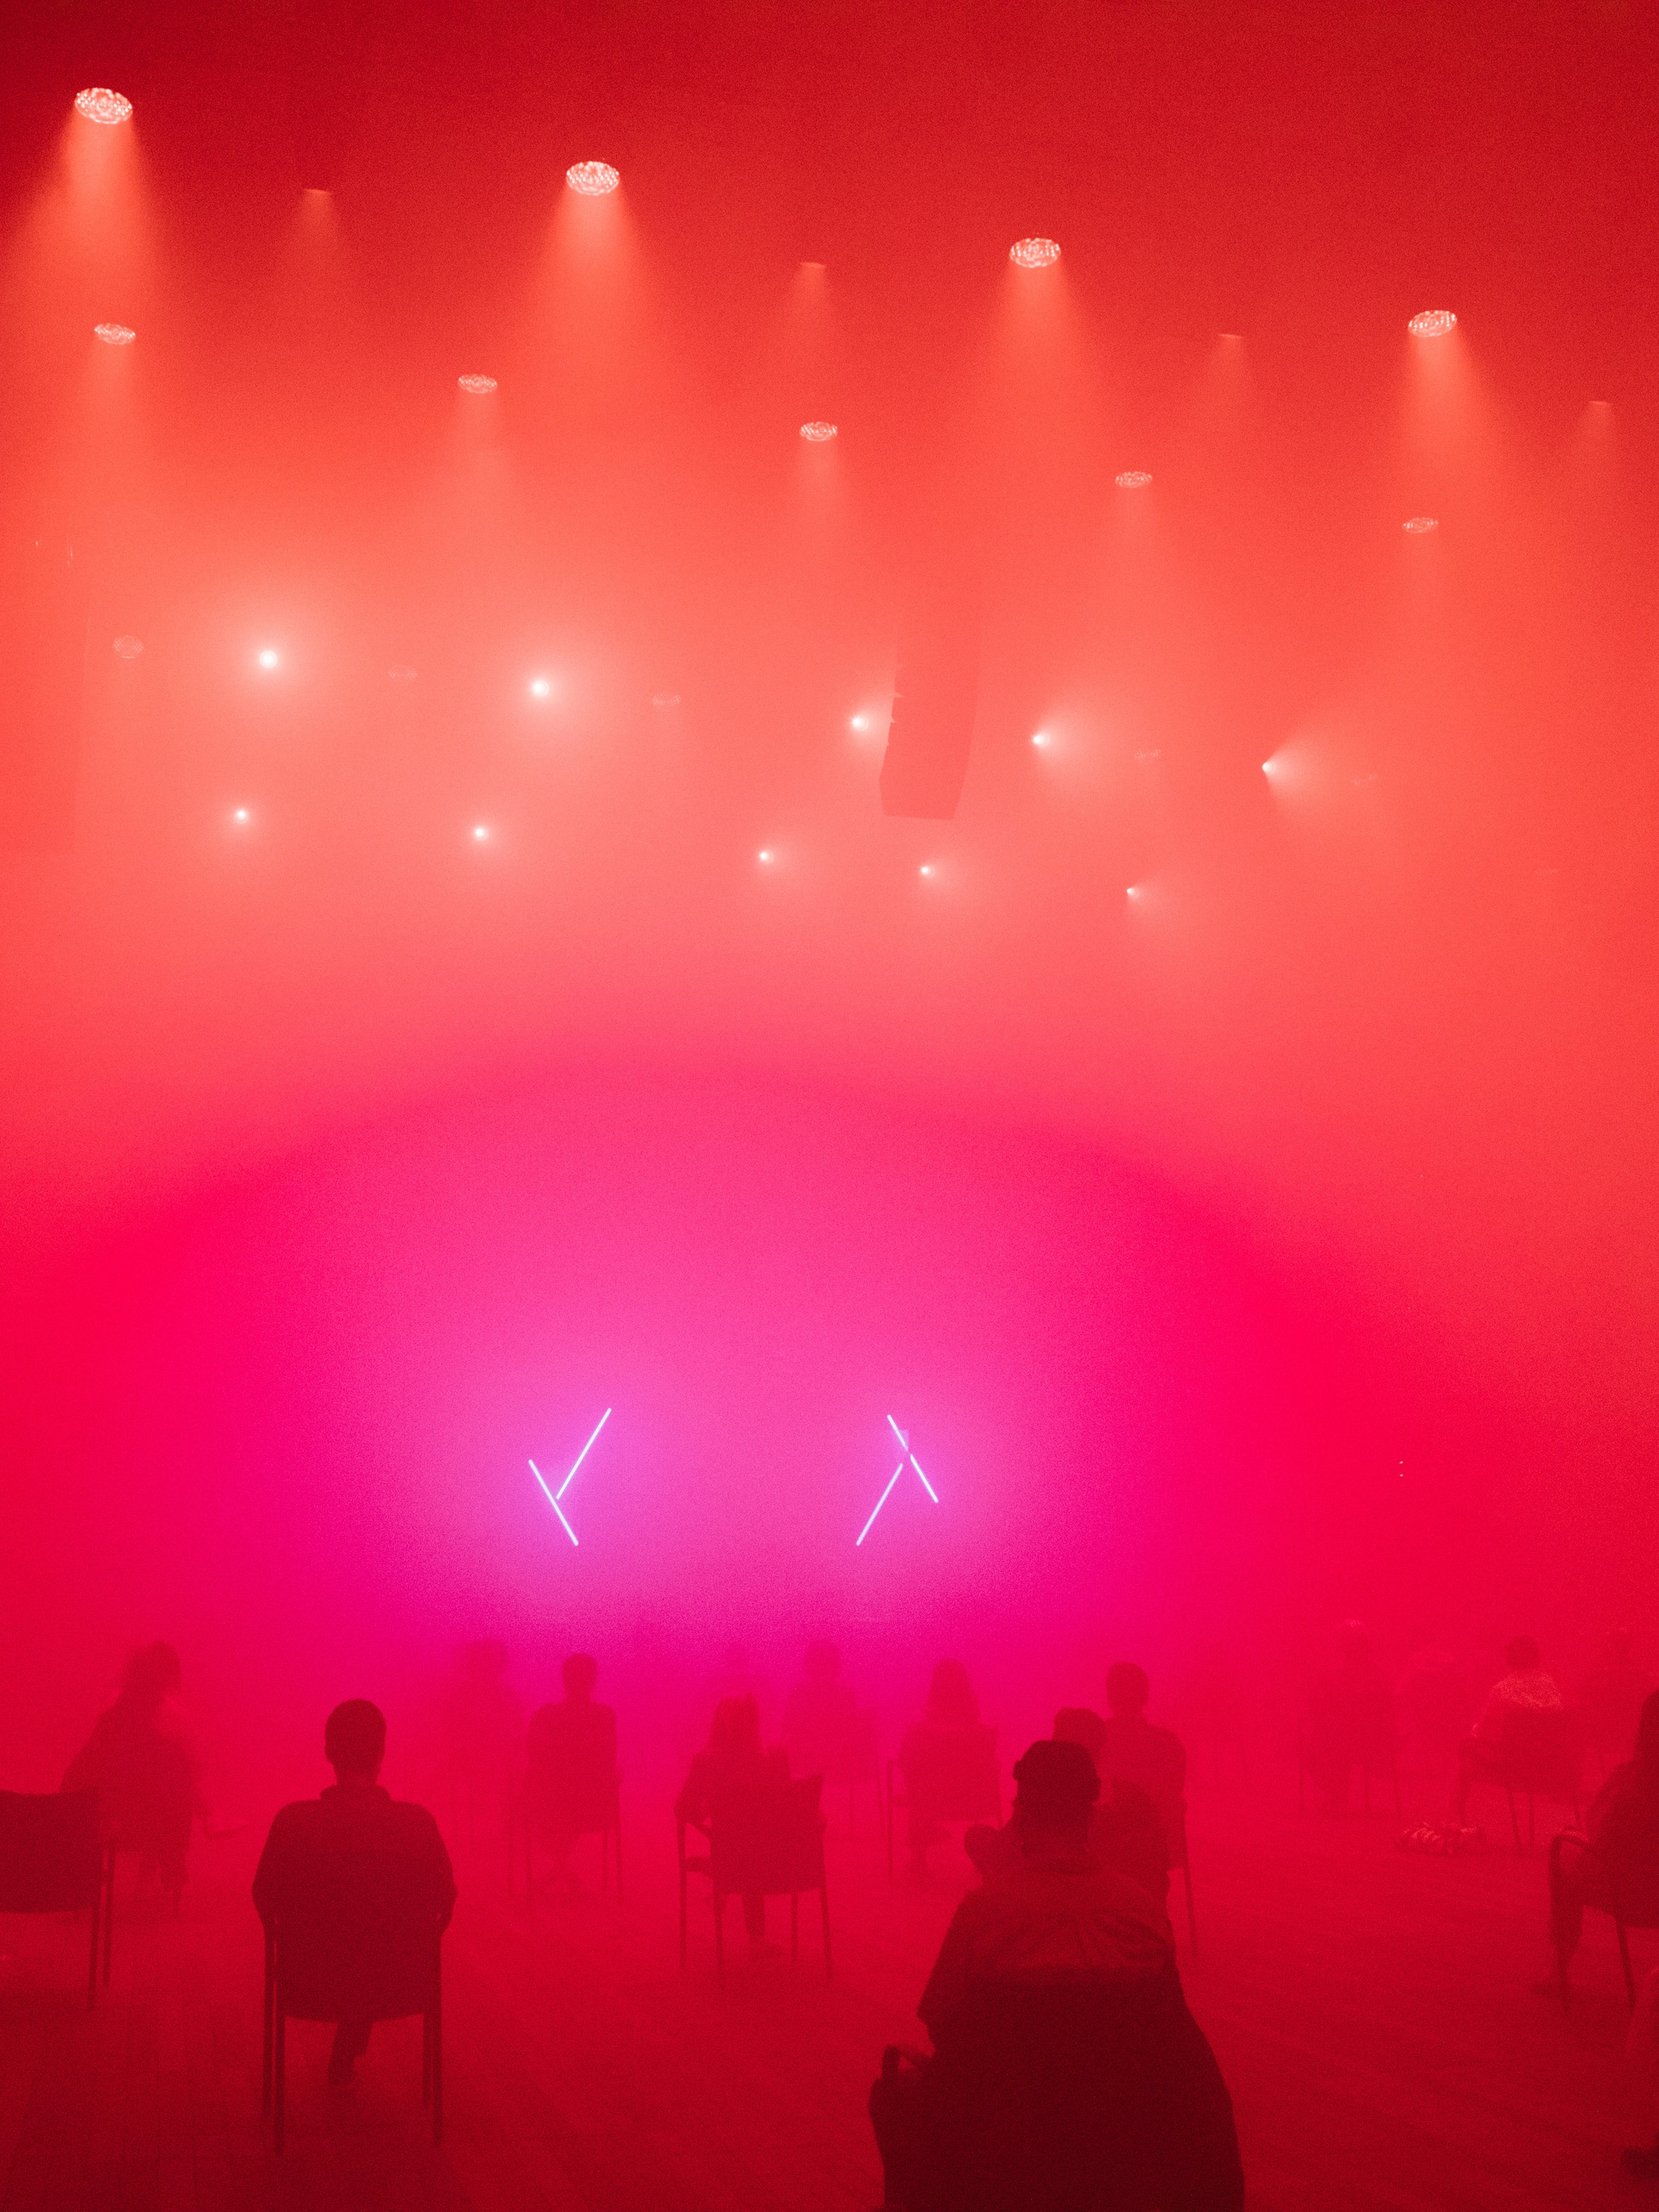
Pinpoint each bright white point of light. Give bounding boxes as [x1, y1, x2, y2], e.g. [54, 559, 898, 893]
[94, 323, 135, 347]
[232, 807, 249, 826]
[919, 864, 934, 878]
[567, 160, 619, 195]
[388, 664, 416, 682]
[651, 692, 680, 708]
[1009, 237, 1060, 269]
[1031, 731, 1049, 747]
[800, 421, 837, 442]
[472, 824, 490, 842]
[75, 88, 131, 126]
[257, 648, 279, 670]
[1126, 885, 1144, 901]
[1403, 515, 1439, 534]
[112, 635, 143, 660]
[458, 373, 497, 395]
[850, 713, 868, 731]
[1115, 470, 1153, 489]
[1261, 758, 1277, 776]
[1409, 309, 1456, 338]
[757, 849, 774, 864]
[529, 676, 552, 698]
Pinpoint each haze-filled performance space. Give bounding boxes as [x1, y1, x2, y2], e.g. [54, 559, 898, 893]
[4, 4, 1659, 2209]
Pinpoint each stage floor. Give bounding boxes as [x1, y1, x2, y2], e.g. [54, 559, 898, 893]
[0, 1772, 1648, 2209]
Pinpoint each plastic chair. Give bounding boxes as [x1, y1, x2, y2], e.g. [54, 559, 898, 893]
[678, 1774, 830, 1986]
[262, 1856, 446, 2151]
[1548, 1827, 1659, 2009]
[0, 1790, 116, 2007]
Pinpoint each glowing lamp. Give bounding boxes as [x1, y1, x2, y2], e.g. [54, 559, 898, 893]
[800, 421, 837, 442]
[1408, 309, 1456, 337]
[850, 713, 868, 731]
[566, 160, 619, 195]
[458, 373, 497, 395]
[1031, 731, 1048, 747]
[112, 635, 143, 660]
[757, 849, 774, 864]
[472, 824, 489, 841]
[257, 648, 279, 670]
[1009, 237, 1060, 269]
[75, 88, 131, 126]
[232, 807, 249, 825]
[94, 322, 135, 346]
[1115, 470, 1152, 489]
[1402, 515, 1439, 534]
[919, 864, 934, 878]
[529, 677, 551, 698]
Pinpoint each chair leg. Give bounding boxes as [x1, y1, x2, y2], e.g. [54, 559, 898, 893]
[273, 2005, 287, 2154]
[422, 2009, 432, 2103]
[602, 1821, 610, 1894]
[678, 1864, 687, 1973]
[431, 1989, 443, 2148]
[103, 1847, 116, 1987]
[87, 1881, 100, 2010]
[262, 1936, 275, 2112]
[1618, 1921, 1638, 2010]
[613, 1811, 623, 1905]
[714, 1892, 726, 1989]
[1529, 1793, 1537, 1850]
[1182, 1861, 1198, 1958]
[791, 1892, 799, 1965]
[820, 1874, 832, 1981]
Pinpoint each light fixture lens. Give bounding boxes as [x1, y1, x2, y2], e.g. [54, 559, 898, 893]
[757, 849, 774, 864]
[1403, 515, 1439, 534]
[458, 373, 497, 395]
[800, 420, 837, 442]
[566, 160, 619, 195]
[112, 634, 143, 660]
[232, 807, 249, 825]
[472, 824, 489, 842]
[850, 713, 868, 731]
[1115, 469, 1153, 489]
[651, 691, 680, 708]
[1009, 237, 1060, 269]
[75, 88, 131, 126]
[94, 322, 135, 346]
[919, 864, 933, 878]
[388, 664, 416, 682]
[529, 677, 551, 698]
[1031, 731, 1048, 747]
[1408, 309, 1456, 337]
[257, 648, 279, 670]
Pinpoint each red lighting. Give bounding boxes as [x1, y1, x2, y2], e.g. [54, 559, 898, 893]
[112, 636, 143, 661]
[800, 421, 837, 442]
[94, 322, 135, 346]
[1009, 237, 1060, 269]
[1408, 309, 1456, 337]
[458, 373, 497, 395]
[388, 665, 416, 683]
[566, 160, 619, 195]
[1402, 515, 1439, 535]
[1115, 470, 1153, 489]
[651, 693, 680, 708]
[75, 88, 131, 126]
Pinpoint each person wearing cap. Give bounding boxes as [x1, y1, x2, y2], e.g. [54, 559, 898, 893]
[870, 1737, 1243, 2210]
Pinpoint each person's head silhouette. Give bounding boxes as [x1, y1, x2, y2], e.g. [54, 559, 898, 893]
[1106, 1663, 1151, 1719]
[1011, 1739, 1099, 1847]
[325, 1699, 386, 1784]
[562, 1653, 598, 1701]
[122, 1641, 182, 1714]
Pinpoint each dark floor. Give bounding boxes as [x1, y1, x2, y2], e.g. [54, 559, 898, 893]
[1, 1770, 1650, 2209]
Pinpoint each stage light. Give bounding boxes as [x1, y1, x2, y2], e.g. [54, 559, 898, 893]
[458, 373, 497, 395]
[1009, 237, 1060, 269]
[1261, 758, 1277, 776]
[529, 1462, 579, 1547]
[1403, 515, 1439, 534]
[1115, 470, 1152, 489]
[651, 692, 680, 708]
[529, 677, 552, 698]
[257, 648, 279, 670]
[112, 635, 143, 660]
[530, 1407, 612, 1547]
[858, 1417, 942, 1544]
[919, 864, 934, 878]
[851, 713, 868, 731]
[232, 807, 250, 826]
[75, 88, 131, 126]
[94, 323, 135, 346]
[1126, 884, 1145, 900]
[566, 160, 619, 195]
[1135, 747, 1161, 763]
[388, 664, 416, 682]
[471, 824, 489, 842]
[1031, 731, 1049, 748]
[1408, 309, 1456, 337]
[800, 421, 837, 442]
[757, 848, 774, 864]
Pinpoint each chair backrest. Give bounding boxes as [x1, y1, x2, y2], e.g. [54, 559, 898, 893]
[0, 1791, 102, 1913]
[271, 1845, 442, 2023]
[710, 1775, 825, 1897]
[1501, 1704, 1582, 1796]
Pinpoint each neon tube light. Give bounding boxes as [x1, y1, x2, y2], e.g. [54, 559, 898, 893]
[529, 1458, 579, 1548]
[856, 1463, 906, 1548]
[557, 1407, 612, 1499]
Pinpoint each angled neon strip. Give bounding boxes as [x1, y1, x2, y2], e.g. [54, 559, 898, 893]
[887, 1414, 940, 1504]
[529, 1458, 580, 1547]
[557, 1406, 612, 1500]
[856, 1462, 906, 1547]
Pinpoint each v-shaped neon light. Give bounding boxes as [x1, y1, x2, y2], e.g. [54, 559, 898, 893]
[530, 1407, 612, 1548]
[856, 1415, 940, 1545]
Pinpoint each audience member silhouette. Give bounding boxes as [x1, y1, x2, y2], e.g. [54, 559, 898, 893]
[62, 1641, 203, 1905]
[1098, 1663, 1188, 1882]
[1455, 1635, 1564, 1821]
[869, 1738, 1243, 2211]
[966, 1707, 1166, 1906]
[783, 1641, 859, 1783]
[1545, 1689, 1659, 2004]
[523, 1655, 618, 1890]
[252, 1699, 456, 2087]
[1302, 1620, 1394, 1813]
[1579, 1632, 1651, 1772]
[898, 1660, 998, 1883]
[676, 1693, 788, 1958]
[440, 1639, 523, 1848]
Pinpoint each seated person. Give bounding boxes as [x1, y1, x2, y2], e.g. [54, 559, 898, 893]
[63, 1640, 203, 1904]
[1546, 1689, 1659, 2003]
[1302, 1620, 1395, 1812]
[252, 1699, 456, 2087]
[870, 1739, 1243, 2212]
[783, 1641, 859, 1782]
[523, 1654, 617, 1887]
[1099, 1663, 1188, 1868]
[899, 1660, 999, 1883]
[967, 1710, 1166, 1907]
[1455, 1635, 1565, 1821]
[676, 1693, 789, 1958]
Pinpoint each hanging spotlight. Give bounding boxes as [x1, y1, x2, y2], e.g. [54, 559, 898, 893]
[1009, 237, 1060, 269]
[458, 373, 497, 395]
[94, 323, 135, 346]
[112, 635, 143, 660]
[75, 88, 131, 126]
[1408, 309, 1456, 337]
[1115, 470, 1153, 489]
[566, 160, 619, 195]
[1402, 515, 1439, 535]
[800, 421, 838, 442]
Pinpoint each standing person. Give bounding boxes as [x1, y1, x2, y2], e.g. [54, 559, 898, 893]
[253, 1700, 456, 2088]
[63, 1641, 203, 1907]
[523, 1655, 618, 1892]
[676, 1695, 787, 1958]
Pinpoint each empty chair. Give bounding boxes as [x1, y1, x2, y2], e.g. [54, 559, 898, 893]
[0, 1790, 115, 2007]
[680, 1772, 830, 1986]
